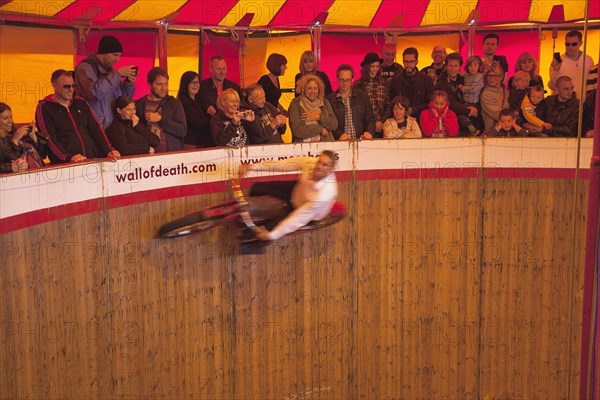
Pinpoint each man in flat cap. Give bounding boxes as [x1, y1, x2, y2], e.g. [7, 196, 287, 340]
[75, 35, 138, 128]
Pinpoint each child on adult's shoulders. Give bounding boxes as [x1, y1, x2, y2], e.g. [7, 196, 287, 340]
[420, 90, 459, 137]
[488, 109, 528, 137]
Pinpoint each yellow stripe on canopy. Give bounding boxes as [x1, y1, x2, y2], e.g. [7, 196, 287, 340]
[113, 0, 188, 22]
[421, 1, 478, 26]
[326, 0, 382, 26]
[219, 0, 287, 27]
[0, 0, 75, 16]
[529, 0, 588, 22]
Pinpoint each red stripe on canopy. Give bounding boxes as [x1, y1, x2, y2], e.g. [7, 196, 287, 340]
[171, 0, 240, 25]
[589, 0, 600, 19]
[269, 0, 335, 27]
[476, 0, 532, 23]
[370, 0, 432, 29]
[54, 0, 137, 22]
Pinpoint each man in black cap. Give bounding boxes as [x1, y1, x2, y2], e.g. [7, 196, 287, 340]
[75, 35, 138, 128]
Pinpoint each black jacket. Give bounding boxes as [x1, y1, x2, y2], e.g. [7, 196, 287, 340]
[436, 73, 470, 116]
[541, 94, 580, 137]
[198, 78, 241, 114]
[0, 135, 19, 173]
[209, 110, 248, 147]
[388, 70, 435, 118]
[135, 95, 187, 152]
[105, 117, 160, 156]
[36, 95, 113, 164]
[241, 100, 285, 144]
[179, 95, 213, 147]
[326, 88, 375, 139]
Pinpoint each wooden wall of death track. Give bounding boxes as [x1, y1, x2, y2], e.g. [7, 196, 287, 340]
[0, 140, 590, 399]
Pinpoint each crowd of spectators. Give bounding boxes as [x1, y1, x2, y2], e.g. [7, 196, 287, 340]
[1, 32, 597, 173]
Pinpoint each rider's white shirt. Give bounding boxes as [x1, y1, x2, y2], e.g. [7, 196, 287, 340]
[248, 157, 338, 240]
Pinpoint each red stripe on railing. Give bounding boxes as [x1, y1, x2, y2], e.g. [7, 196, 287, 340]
[0, 167, 590, 235]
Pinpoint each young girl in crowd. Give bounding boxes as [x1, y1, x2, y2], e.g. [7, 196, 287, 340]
[383, 96, 422, 139]
[462, 56, 484, 107]
[105, 96, 160, 155]
[420, 90, 459, 137]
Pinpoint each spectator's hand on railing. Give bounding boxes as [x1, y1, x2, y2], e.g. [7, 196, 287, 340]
[107, 150, 121, 160]
[11, 157, 27, 172]
[360, 132, 373, 140]
[70, 154, 87, 162]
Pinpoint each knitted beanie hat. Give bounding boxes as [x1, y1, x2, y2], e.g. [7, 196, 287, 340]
[98, 35, 123, 55]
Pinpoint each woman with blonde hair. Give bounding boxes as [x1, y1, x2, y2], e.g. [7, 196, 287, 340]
[288, 74, 337, 142]
[508, 52, 543, 88]
[210, 88, 254, 147]
[294, 50, 333, 97]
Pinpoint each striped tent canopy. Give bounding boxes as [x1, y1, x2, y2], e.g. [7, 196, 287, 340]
[0, 0, 598, 29]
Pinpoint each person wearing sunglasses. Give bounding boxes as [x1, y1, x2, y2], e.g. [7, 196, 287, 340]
[36, 69, 120, 164]
[549, 30, 594, 99]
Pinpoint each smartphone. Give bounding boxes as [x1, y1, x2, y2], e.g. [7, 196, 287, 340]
[26, 125, 33, 134]
[132, 66, 139, 76]
[553, 52, 562, 64]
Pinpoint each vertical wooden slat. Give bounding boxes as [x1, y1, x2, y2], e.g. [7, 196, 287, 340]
[0, 173, 587, 399]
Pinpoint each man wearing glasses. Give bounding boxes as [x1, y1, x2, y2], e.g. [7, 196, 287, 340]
[549, 30, 594, 99]
[326, 64, 375, 141]
[36, 69, 120, 164]
[388, 47, 435, 119]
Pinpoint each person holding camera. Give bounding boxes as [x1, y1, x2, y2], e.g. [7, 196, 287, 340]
[75, 35, 137, 128]
[242, 84, 286, 144]
[210, 88, 253, 147]
[0, 102, 48, 172]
